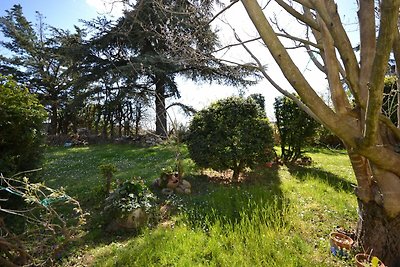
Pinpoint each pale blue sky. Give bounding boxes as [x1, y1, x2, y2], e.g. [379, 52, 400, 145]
[0, 0, 101, 30]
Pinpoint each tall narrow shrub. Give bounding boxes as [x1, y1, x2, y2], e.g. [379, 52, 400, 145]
[274, 96, 320, 162]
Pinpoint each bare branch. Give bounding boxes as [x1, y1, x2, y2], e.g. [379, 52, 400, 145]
[304, 44, 325, 73]
[207, 0, 239, 26]
[312, 0, 363, 106]
[275, 0, 320, 31]
[292, 0, 314, 10]
[213, 36, 261, 53]
[363, 0, 400, 147]
[317, 14, 351, 113]
[275, 32, 322, 50]
[240, 0, 355, 142]
[358, 0, 376, 111]
[234, 32, 322, 123]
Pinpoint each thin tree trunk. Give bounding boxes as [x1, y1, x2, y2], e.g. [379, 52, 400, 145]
[126, 102, 133, 136]
[231, 161, 244, 183]
[117, 104, 123, 138]
[135, 103, 142, 136]
[102, 112, 108, 139]
[232, 167, 240, 183]
[94, 106, 101, 136]
[110, 114, 115, 140]
[155, 79, 167, 138]
[49, 104, 58, 135]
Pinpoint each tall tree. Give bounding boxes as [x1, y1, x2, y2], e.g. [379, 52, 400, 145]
[88, 0, 255, 137]
[227, 0, 400, 264]
[0, 5, 86, 135]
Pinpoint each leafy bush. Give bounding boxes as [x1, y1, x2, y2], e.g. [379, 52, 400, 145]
[0, 75, 47, 177]
[186, 96, 275, 181]
[274, 96, 320, 162]
[248, 93, 266, 114]
[314, 126, 344, 149]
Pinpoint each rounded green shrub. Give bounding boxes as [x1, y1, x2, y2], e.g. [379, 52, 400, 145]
[186, 96, 275, 181]
[0, 75, 47, 177]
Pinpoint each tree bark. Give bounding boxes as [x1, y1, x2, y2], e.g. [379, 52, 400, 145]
[49, 104, 58, 135]
[155, 79, 168, 138]
[232, 166, 240, 183]
[102, 112, 108, 139]
[117, 104, 123, 138]
[356, 200, 400, 266]
[135, 102, 142, 136]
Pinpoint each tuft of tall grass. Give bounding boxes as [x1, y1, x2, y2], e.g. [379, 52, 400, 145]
[91, 199, 314, 267]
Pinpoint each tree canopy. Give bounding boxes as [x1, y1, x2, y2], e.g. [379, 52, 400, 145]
[82, 0, 256, 137]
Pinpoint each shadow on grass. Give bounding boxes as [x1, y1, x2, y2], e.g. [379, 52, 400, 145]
[177, 165, 286, 229]
[306, 147, 348, 156]
[286, 164, 356, 193]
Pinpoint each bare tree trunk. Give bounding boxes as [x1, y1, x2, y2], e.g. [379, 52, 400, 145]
[49, 104, 58, 135]
[102, 112, 108, 139]
[117, 104, 123, 138]
[356, 199, 400, 266]
[231, 161, 244, 183]
[135, 102, 142, 136]
[155, 79, 167, 138]
[110, 115, 115, 140]
[126, 102, 133, 136]
[348, 146, 400, 265]
[94, 106, 101, 136]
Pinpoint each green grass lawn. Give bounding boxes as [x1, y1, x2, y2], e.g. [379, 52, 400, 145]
[41, 144, 357, 266]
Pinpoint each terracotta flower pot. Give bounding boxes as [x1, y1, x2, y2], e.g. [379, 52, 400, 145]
[330, 232, 354, 250]
[355, 253, 385, 267]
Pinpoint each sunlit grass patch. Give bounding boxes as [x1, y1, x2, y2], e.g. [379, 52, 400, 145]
[42, 145, 357, 267]
[41, 144, 189, 201]
[91, 200, 313, 267]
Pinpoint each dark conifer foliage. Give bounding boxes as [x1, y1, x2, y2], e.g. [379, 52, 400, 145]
[85, 0, 256, 137]
[0, 2, 256, 138]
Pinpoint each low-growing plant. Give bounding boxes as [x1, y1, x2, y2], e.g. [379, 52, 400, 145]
[98, 163, 118, 194]
[158, 166, 179, 187]
[103, 177, 158, 227]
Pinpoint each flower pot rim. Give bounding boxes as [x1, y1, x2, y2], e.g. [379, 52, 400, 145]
[355, 253, 385, 267]
[329, 231, 354, 250]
